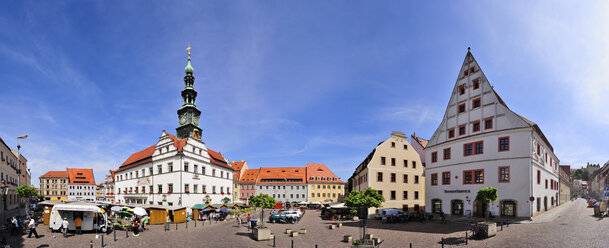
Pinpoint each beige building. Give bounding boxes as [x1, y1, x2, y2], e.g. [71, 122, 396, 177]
[39, 171, 69, 200]
[230, 160, 248, 203]
[307, 163, 345, 203]
[559, 165, 571, 204]
[349, 131, 425, 217]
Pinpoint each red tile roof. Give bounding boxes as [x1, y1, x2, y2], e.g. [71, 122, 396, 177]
[257, 167, 307, 185]
[208, 149, 233, 171]
[306, 163, 343, 184]
[230, 161, 246, 181]
[120, 145, 155, 167]
[40, 171, 68, 178]
[166, 133, 187, 152]
[240, 168, 260, 184]
[67, 168, 95, 185]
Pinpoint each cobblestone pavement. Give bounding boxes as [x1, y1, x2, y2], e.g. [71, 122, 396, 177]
[7, 199, 607, 248]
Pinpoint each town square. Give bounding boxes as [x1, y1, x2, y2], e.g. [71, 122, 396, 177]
[1, 1, 608, 248]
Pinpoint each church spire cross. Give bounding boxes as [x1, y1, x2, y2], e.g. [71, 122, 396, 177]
[186, 42, 191, 57]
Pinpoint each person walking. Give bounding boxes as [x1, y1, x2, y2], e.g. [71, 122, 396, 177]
[27, 217, 39, 238]
[11, 216, 18, 235]
[142, 216, 150, 231]
[61, 218, 69, 238]
[75, 216, 82, 235]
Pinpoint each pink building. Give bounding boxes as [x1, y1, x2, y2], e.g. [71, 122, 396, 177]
[239, 169, 260, 203]
[411, 133, 429, 166]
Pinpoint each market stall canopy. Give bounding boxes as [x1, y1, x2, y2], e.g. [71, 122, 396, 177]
[111, 206, 123, 211]
[53, 204, 103, 213]
[117, 211, 133, 217]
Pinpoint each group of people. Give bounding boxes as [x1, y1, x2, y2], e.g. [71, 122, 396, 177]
[235, 213, 252, 227]
[199, 211, 225, 223]
[8, 215, 39, 238]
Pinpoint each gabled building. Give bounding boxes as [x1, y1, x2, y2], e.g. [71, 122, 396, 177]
[239, 168, 260, 203]
[230, 160, 248, 202]
[114, 50, 234, 208]
[66, 168, 96, 201]
[559, 165, 571, 204]
[39, 171, 69, 200]
[102, 170, 116, 202]
[306, 163, 345, 203]
[256, 167, 308, 203]
[349, 131, 426, 217]
[425, 49, 560, 218]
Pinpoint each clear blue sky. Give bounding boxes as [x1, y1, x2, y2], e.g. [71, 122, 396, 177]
[1, 1, 607, 187]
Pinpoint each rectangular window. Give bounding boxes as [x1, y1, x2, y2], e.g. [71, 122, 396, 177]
[499, 137, 510, 151]
[403, 174, 408, 183]
[168, 162, 173, 172]
[448, 129, 455, 138]
[459, 125, 466, 136]
[443, 148, 451, 160]
[403, 191, 408, 200]
[431, 152, 438, 163]
[403, 144, 408, 150]
[464, 143, 473, 156]
[414, 191, 419, 200]
[404, 159, 408, 167]
[545, 153, 548, 163]
[464, 141, 483, 156]
[499, 166, 510, 183]
[377, 172, 383, 182]
[459, 85, 465, 95]
[431, 173, 438, 185]
[168, 184, 174, 192]
[472, 98, 481, 109]
[414, 175, 419, 184]
[464, 169, 484, 184]
[545, 179, 548, 189]
[157, 184, 162, 193]
[537, 170, 541, 184]
[184, 162, 189, 172]
[464, 171, 472, 184]
[378, 190, 383, 197]
[391, 173, 396, 182]
[475, 141, 483, 154]
[470, 67, 475, 73]
[475, 170, 484, 184]
[442, 172, 450, 185]
[484, 119, 493, 129]
[473, 79, 480, 89]
[472, 121, 480, 132]
[537, 144, 541, 156]
[412, 161, 416, 168]
[390, 191, 396, 200]
[458, 103, 466, 113]
[391, 158, 396, 166]
[381, 157, 386, 165]
[391, 142, 395, 147]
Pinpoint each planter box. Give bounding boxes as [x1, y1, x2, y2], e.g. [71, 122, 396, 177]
[476, 222, 497, 238]
[299, 229, 307, 235]
[254, 227, 273, 241]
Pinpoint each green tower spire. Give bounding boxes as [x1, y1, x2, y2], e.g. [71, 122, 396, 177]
[176, 43, 202, 140]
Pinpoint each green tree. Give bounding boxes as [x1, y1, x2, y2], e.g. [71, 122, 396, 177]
[222, 197, 231, 204]
[248, 194, 276, 228]
[582, 170, 590, 181]
[573, 169, 583, 180]
[16, 184, 37, 199]
[37, 193, 46, 202]
[475, 187, 498, 221]
[343, 188, 385, 241]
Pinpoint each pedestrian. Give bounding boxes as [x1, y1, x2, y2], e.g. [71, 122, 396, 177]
[75, 215, 82, 235]
[27, 217, 39, 238]
[10, 216, 18, 235]
[142, 216, 150, 231]
[62, 217, 69, 238]
[133, 220, 140, 237]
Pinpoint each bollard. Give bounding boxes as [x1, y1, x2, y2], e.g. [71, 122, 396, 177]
[410, 243, 412, 248]
[114, 229, 116, 242]
[90, 240, 93, 248]
[291, 239, 294, 248]
[195, 220, 197, 227]
[507, 221, 509, 227]
[465, 232, 468, 245]
[441, 237, 444, 248]
[501, 222, 503, 231]
[176, 223, 178, 230]
[186, 221, 188, 229]
[102, 235, 105, 247]
[273, 235, 276, 247]
[126, 230, 128, 238]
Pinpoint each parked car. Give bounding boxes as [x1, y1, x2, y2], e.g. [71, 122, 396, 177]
[375, 208, 402, 219]
[283, 211, 300, 219]
[269, 213, 296, 224]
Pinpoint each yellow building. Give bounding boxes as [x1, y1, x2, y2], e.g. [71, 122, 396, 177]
[349, 131, 426, 217]
[306, 163, 345, 203]
[39, 171, 69, 200]
[230, 160, 248, 202]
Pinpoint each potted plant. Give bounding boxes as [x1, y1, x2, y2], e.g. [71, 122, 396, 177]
[249, 194, 276, 241]
[344, 188, 385, 243]
[474, 187, 498, 238]
[185, 190, 190, 194]
[168, 190, 173, 194]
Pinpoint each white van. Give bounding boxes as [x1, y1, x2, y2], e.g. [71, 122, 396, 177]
[375, 208, 402, 219]
[50, 204, 109, 233]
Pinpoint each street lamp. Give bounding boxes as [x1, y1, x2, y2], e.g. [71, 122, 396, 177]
[1, 179, 9, 245]
[17, 134, 27, 217]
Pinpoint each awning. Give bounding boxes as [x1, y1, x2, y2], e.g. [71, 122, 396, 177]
[54, 205, 102, 213]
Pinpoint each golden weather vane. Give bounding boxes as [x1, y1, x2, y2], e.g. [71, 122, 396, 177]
[186, 42, 191, 57]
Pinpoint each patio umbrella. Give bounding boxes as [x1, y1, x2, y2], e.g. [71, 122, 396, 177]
[111, 206, 123, 211]
[133, 207, 147, 216]
[117, 211, 133, 217]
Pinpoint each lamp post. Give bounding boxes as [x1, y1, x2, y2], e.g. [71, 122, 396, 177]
[17, 134, 27, 216]
[1, 179, 9, 245]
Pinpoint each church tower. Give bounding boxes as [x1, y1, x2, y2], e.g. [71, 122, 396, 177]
[176, 44, 203, 140]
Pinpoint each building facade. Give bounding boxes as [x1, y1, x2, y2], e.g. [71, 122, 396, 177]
[559, 165, 571, 204]
[102, 170, 116, 202]
[411, 133, 428, 167]
[349, 131, 426, 216]
[239, 169, 259, 203]
[425, 49, 560, 219]
[256, 167, 308, 203]
[39, 171, 69, 200]
[114, 51, 234, 208]
[96, 183, 105, 201]
[588, 161, 609, 201]
[572, 179, 587, 197]
[1, 137, 21, 213]
[67, 168, 96, 201]
[306, 163, 344, 203]
[230, 160, 248, 202]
